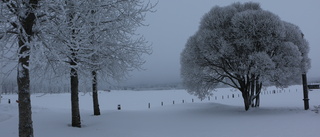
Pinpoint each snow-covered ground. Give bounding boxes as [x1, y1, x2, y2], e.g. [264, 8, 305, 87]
[0, 85, 319, 137]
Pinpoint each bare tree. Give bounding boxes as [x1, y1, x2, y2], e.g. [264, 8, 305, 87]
[83, 0, 154, 115]
[37, 0, 87, 127]
[34, 0, 154, 126]
[0, 0, 41, 136]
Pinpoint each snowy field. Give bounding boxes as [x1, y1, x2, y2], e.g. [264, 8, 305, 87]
[0, 85, 319, 137]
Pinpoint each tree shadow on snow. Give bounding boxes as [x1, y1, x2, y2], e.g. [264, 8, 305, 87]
[181, 103, 307, 117]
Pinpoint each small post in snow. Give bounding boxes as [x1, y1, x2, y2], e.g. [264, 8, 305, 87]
[117, 104, 121, 110]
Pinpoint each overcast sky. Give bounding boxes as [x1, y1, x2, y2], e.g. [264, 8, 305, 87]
[122, 0, 320, 86]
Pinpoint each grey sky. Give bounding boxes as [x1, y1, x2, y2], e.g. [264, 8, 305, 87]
[122, 0, 320, 86]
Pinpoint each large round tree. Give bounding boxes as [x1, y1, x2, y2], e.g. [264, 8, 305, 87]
[180, 2, 310, 111]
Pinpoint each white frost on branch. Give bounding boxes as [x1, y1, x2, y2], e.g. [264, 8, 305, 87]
[181, 2, 310, 100]
[27, 0, 155, 83]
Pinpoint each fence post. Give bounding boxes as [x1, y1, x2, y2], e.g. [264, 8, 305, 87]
[192, 99, 194, 102]
[161, 102, 163, 106]
[302, 73, 309, 110]
[148, 103, 150, 109]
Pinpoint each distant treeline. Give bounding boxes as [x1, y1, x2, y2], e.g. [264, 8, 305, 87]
[1, 77, 319, 94]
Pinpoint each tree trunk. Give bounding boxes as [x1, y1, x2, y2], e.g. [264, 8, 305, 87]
[67, 1, 81, 127]
[255, 94, 260, 107]
[240, 83, 251, 111]
[255, 81, 262, 107]
[92, 71, 100, 115]
[242, 91, 250, 111]
[239, 80, 251, 111]
[18, 58, 33, 137]
[70, 67, 81, 127]
[250, 80, 255, 107]
[16, 0, 39, 136]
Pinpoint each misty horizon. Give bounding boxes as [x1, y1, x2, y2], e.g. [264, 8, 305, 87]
[1, 0, 319, 88]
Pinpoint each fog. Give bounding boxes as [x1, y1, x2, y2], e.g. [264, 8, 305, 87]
[1, 1, 319, 87]
[122, 0, 320, 86]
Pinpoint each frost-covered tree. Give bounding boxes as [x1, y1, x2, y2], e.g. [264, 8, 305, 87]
[33, 0, 154, 125]
[181, 2, 310, 111]
[82, 0, 154, 116]
[37, 0, 86, 127]
[0, 0, 40, 136]
[33, 0, 100, 127]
